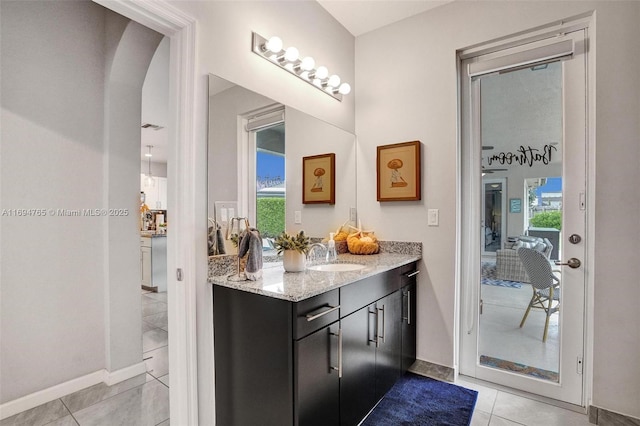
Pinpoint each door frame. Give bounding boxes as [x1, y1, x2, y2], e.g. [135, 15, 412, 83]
[456, 15, 596, 408]
[93, 1, 200, 424]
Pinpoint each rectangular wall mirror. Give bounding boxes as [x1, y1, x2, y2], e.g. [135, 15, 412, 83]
[208, 74, 357, 256]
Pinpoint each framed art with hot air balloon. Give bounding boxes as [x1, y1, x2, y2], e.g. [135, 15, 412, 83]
[302, 153, 335, 204]
[377, 141, 421, 201]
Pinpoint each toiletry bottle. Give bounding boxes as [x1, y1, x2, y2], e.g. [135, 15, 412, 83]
[327, 232, 337, 262]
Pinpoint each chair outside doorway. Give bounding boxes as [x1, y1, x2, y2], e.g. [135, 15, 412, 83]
[517, 247, 561, 342]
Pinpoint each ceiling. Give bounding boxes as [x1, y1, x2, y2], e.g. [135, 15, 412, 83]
[141, 1, 454, 165]
[317, 0, 452, 36]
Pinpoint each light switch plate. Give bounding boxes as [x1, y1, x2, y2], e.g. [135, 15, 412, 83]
[294, 210, 302, 224]
[350, 207, 357, 222]
[428, 209, 439, 226]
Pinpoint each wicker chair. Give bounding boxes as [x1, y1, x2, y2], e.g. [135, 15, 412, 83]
[517, 247, 561, 342]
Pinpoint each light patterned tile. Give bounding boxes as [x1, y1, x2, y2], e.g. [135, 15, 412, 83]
[157, 374, 169, 388]
[489, 415, 524, 425]
[143, 311, 168, 331]
[0, 399, 69, 426]
[492, 392, 590, 426]
[61, 374, 148, 413]
[143, 328, 168, 353]
[72, 380, 169, 426]
[144, 345, 169, 378]
[143, 292, 167, 303]
[142, 302, 167, 318]
[470, 410, 491, 426]
[456, 377, 498, 414]
[42, 415, 78, 426]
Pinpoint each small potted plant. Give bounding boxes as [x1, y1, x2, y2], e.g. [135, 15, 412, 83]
[273, 230, 310, 272]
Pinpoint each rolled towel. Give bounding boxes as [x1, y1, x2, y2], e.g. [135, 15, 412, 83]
[238, 227, 263, 281]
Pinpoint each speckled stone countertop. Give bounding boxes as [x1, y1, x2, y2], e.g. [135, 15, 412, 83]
[209, 252, 421, 302]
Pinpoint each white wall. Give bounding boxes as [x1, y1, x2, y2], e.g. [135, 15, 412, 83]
[168, 3, 357, 422]
[0, 1, 107, 402]
[285, 107, 356, 237]
[0, 0, 162, 405]
[356, 0, 640, 418]
[172, 1, 355, 133]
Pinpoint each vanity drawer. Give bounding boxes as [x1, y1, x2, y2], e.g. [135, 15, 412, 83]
[340, 268, 399, 317]
[400, 262, 419, 286]
[293, 289, 339, 340]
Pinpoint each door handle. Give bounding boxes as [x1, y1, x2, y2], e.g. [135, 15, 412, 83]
[377, 306, 385, 344]
[305, 305, 340, 322]
[368, 309, 379, 347]
[329, 328, 342, 378]
[554, 258, 581, 269]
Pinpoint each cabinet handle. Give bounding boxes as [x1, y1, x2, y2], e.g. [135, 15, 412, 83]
[305, 305, 340, 322]
[405, 270, 420, 278]
[330, 328, 342, 378]
[402, 291, 410, 324]
[378, 305, 385, 344]
[368, 309, 379, 347]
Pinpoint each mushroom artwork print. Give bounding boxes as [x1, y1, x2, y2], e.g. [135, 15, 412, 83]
[311, 167, 325, 192]
[387, 159, 408, 187]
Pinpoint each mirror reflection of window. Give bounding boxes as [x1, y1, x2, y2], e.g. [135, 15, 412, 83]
[249, 119, 285, 251]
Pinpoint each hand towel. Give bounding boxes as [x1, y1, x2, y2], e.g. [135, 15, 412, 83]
[238, 227, 263, 281]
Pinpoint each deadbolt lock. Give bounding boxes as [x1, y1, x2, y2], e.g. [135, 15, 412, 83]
[569, 234, 582, 244]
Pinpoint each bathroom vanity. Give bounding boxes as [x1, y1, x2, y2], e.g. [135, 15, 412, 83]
[211, 253, 419, 426]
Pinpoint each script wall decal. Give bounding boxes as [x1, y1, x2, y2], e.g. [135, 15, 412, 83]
[486, 144, 557, 167]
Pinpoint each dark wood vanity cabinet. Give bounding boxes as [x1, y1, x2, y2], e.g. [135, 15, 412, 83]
[213, 262, 418, 426]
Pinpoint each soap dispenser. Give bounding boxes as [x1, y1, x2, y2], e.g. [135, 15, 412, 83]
[327, 232, 338, 262]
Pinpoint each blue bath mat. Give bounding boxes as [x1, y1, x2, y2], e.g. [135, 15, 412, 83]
[361, 373, 478, 426]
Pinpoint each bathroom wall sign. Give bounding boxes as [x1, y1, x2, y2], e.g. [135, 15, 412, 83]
[302, 153, 335, 204]
[377, 141, 421, 202]
[486, 144, 557, 167]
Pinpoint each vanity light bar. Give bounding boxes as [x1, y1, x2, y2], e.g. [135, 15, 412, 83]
[251, 32, 351, 102]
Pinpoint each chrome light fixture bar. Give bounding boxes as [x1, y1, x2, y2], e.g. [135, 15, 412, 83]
[251, 32, 351, 102]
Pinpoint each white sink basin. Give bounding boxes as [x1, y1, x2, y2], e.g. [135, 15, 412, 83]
[307, 263, 366, 272]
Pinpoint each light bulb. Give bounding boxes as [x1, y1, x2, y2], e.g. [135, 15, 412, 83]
[338, 82, 351, 95]
[327, 74, 341, 88]
[265, 36, 283, 53]
[284, 46, 299, 62]
[315, 66, 329, 80]
[300, 56, 315, 71]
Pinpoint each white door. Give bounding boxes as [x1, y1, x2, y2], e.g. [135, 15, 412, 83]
[460, 28, 588, 405]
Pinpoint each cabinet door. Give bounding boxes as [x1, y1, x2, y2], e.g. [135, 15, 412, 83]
[374, 291, 402, 400]
[157, 177, 168, 209]
[401, 282, 417, 373]
[340, 307, 377, 426]
[140, 246, 152, 287]
[295, 323, 340, 426]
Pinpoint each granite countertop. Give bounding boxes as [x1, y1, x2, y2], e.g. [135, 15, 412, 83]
[209, 252, 421, 302]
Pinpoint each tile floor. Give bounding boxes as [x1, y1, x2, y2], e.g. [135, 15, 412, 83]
[1, 290, 170, 426]
[461, 375, 592, 426]
[3, 288, 590, 426]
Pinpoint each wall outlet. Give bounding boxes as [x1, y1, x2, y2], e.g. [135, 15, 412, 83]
[294, 210, 302, 224]
[428, 209, 439, 226]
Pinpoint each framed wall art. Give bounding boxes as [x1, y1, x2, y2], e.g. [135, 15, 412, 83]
[377, 141, 421, 202]
[302, 153, 335, 204]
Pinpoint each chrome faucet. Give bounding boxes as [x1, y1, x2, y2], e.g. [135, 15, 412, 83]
[307, 243, 327, 263]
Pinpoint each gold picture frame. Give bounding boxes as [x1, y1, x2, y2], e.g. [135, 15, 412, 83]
[377, 141, 421, 201]
[302, 153, 335, 204]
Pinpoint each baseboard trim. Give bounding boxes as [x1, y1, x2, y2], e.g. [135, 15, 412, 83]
[589, 405, 640, 426]
[0, 362, 147, 420]
[103, 362, 147, 386]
